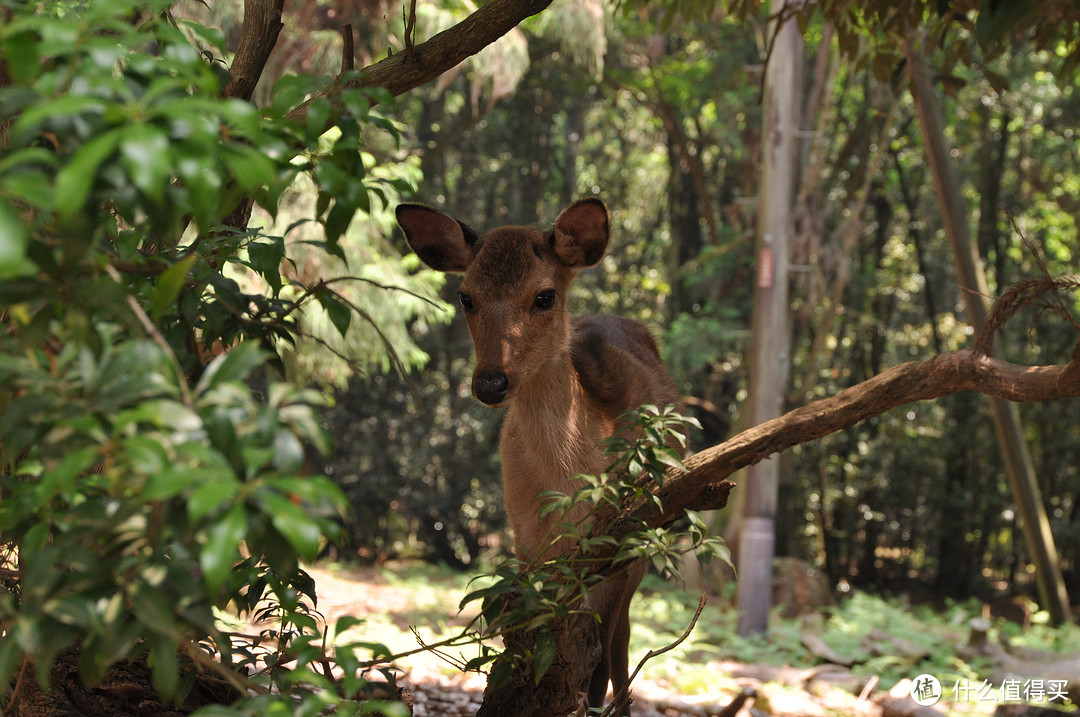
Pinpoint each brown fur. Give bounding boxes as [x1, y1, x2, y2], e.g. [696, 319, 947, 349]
[396, 198, 681, 716]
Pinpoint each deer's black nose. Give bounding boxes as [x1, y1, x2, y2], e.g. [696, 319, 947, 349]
[474, 369, 509, 405]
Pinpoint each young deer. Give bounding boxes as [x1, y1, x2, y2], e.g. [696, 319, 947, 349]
[396, 198, 682, 715]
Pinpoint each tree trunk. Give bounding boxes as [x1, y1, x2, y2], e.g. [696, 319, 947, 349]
[904, 37, 1071, 624]
[736, 0, 803, 636]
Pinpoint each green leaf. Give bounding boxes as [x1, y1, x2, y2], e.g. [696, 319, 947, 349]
[0, 201, 32, 278]
[148, 633, 180, 700]
[177, 18, 227, 53]
[316, 288, 352, 338]
[195, 341, 266, 394]
[0, 162, 56, 211]
[272, 429, 304, 474]
[9, 95, 110, 145]
[200, 503, 246, 593]
[488, 656, 516, 690]
[188, 478, 240, 522]
[21, 522, 50, 561]
[37, 446, 99, 503]
[222, 144, 277, 194]
[654, 446, 687, 472]
[1, 27, 40, 84]
[270, 475, 345, 510]
[532, 628, 556, 683]
[146, 467, 221, 501]
[323, 200, 355, 245]
[149, 254, 198, 321]
[0, 635, 22, 693]
[43, 596, 98, 629]
[53, 128, 123, 225]
[120, 435, 169, 474]
[174, 152, 221, 232]
[246, 237, 285, 292]
[258, 490, 322, 559]
[120, 124, 172, 203]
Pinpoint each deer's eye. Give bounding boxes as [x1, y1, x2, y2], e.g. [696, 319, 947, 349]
[459, 292, 474, 311]
[534, 289, 556, 310]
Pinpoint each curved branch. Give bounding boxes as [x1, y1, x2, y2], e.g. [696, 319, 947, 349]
[615, 277, 1080, 536]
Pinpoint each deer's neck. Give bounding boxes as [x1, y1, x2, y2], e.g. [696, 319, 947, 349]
[505, 348, 609, 482]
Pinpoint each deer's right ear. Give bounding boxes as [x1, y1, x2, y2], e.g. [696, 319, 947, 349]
[552, 198, 609, 268]
[396, 204, 478, 273]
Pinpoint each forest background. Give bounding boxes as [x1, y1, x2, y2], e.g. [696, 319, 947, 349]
[2, 0, 1080, 714]
[266, 0, 1080, 603]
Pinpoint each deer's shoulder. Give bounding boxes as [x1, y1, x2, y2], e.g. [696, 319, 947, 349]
[569, 314, 677, 415]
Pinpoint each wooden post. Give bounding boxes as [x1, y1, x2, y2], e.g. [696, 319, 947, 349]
[736, 0, 802, 636]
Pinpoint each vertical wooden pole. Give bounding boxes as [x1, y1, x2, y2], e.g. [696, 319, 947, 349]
[737, 0, 802, 636]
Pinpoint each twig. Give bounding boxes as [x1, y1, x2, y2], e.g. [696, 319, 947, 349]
[354, 619, 488, 668]
[318, 289, 424, 405]
[601, 592, 708, 717]
[975, 276, 1080, 356]
[182, 639, 265, 696]
[411, 626, 488, 672]
[857, 673, 880, 707]
[278, 275, 446, 321]
[756, 0, 809, 104]
[403, 0, 417, 61]
[339, 23, 355, 76]
[1010, 214, 1080, 331]
[104, 263, 194, 407]
[4, 655, 31, 715]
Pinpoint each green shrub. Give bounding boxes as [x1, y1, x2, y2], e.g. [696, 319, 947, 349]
[0, 1, 413, 712]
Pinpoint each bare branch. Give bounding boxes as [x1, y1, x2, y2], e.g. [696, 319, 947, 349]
[404, 0, 417, 61]
[602, 593, 708, 717]
[340, 23, 355, 75]
[104, 264, 194, 408]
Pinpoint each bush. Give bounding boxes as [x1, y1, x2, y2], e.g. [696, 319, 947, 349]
[0, 1, 413, 711]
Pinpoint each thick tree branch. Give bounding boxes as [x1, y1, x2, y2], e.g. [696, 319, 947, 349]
[359, 0, 551, 94]
[284, 0, 554, 125]
[578, 278, 1080, 556]
[211, 0, 553, 236]
[224, 0, 285, 101]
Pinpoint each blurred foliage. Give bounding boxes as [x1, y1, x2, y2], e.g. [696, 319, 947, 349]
[313, 359, 506, 567]
[0, 0, 422, 712]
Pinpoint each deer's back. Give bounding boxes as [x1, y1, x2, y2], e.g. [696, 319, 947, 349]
[570, 314, 681, 420]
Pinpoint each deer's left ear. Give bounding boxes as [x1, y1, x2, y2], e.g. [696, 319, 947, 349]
[396, 203, 478, 273]
[551, 198, 609, 268]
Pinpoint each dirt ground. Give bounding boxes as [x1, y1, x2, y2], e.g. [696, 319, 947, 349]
[305, 564, 981, 717]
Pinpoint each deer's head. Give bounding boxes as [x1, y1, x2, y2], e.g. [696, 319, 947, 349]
[396, 198, 610, 407]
